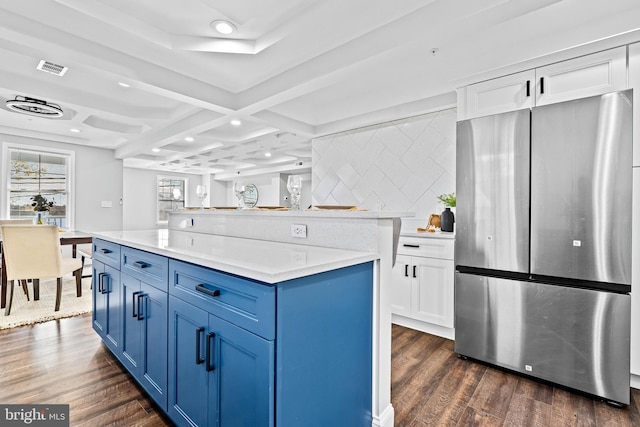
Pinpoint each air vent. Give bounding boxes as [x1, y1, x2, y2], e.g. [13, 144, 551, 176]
[37, 60, 68, 76]
[5, 96, 64, 118]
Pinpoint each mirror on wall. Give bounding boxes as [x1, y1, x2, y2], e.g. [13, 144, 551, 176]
[243, 184, 258, 207]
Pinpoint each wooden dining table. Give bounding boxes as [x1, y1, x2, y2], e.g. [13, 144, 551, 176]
[0, 230, 93, 308]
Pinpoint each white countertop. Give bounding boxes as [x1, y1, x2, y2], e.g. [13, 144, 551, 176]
[91, 229, 379, 284]
[400, 230, 455, 239]
[173, 208, 412, 219]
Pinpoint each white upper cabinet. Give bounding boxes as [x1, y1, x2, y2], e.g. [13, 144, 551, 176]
[461, 70, 535, 119]
[459, 46, 627, 120]
[535, 46, 627, 106]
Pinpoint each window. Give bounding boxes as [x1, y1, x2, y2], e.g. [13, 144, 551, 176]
[3, 145, 74, 229]
[157, 177, 186, 222]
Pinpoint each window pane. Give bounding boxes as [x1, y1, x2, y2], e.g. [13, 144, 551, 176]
[9, 150, 68, 228]
[157, 177, 185, 222]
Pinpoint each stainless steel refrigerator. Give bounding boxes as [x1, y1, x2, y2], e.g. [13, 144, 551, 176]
[455, 90, 632, 405]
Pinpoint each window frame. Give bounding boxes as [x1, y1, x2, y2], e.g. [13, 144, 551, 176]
[1, 142, 75, 229]
[157, 175, 187, 224]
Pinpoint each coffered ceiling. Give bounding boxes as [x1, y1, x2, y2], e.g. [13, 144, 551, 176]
[0, 0, 639, 179]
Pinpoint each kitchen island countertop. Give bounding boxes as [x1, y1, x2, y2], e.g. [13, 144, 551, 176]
[91, 228, 378, 284]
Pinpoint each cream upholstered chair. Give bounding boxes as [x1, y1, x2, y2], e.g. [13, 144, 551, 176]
[1, 224, 82, 315]
[0, 219, 35, 300]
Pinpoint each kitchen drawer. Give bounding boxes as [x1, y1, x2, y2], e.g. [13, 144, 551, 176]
[169, 259, 275, 340]
[397, 236, 454, 260]
[121, 246, 169, 292]
[92, 238, 121, 269]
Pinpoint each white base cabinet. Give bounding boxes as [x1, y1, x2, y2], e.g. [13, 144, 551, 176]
[391, 236, 454, 337]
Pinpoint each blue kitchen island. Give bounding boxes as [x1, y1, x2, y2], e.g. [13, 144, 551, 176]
[90, 208, 407, 427]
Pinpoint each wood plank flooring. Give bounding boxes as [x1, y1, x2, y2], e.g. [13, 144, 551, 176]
[392, 324, 640, 427]
[0, 314, 172, 426]
[0, 315, 638, 426]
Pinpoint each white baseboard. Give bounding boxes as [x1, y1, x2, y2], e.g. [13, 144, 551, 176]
[391, 314, 455, 340]
[372, 404, 394, 427]
[631, 373, 640, 390]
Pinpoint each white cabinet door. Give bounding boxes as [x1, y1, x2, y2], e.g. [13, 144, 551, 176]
[410, 257, 454, 328]
[390, 254, 412, 317]
[461, 46, 627, 121]
[629, 43, 640, 168]
[535, 46, 627, 106]
[462, 70, 535, 119]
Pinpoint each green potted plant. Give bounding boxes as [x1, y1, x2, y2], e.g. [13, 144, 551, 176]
[31, 194, 54, 224]
[436, 192, 456, 208]
[437, 192, 455, 232]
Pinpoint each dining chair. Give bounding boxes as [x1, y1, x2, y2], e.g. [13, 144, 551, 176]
[76, 243, 93, 288]
[1, 224, 82, 315]
[0, 219, 35, 300]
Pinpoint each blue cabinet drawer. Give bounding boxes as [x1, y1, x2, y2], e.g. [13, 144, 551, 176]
[169, 259, 275, 340]
[93, 238, 121, 269]
[121, 246, 169, 291]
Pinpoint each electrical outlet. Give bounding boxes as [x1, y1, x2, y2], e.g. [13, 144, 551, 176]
[291, 224, 307, 238]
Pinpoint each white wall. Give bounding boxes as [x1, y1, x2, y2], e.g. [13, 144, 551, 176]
[312, 108, 457, 228]
[0, 134, 123, 232]
[123, 168, 198, 230]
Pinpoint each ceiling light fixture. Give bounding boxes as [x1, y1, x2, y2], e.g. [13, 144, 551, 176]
[152, 148, 160, 153]
[211, 20, 236, 35]
[265, 152, 271, 157]
[69, 128, 81, 133]
[230, 119, 242, 126]
[6, 96, 64, 118]
[118, 82, 131, 88]
[184, 136, 194, 142]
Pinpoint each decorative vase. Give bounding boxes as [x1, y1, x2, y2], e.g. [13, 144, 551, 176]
[36, 212, 43, 224]
[440, 207, 455, 232]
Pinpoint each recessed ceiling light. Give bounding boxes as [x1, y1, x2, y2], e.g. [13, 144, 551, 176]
[265, 152, 271, 157]
[211, 20, 236, 35]
[118, 82, 130, 88]
[230, 119, 242, 126]
[69, 128, 81, 133]
[184, 136, 194, 142]
[152, 148, 160, 153]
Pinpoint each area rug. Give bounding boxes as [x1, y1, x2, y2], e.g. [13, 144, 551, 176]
[0, 275, 92, 329]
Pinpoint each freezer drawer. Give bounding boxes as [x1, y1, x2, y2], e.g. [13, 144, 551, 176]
[454, 272, 631, 404]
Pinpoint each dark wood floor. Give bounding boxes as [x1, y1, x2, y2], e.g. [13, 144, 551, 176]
[391, 324, 640, 427]
[0, 315, 638, 426]
[0, 314, 172, 426]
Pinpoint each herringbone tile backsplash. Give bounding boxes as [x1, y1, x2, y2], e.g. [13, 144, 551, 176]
[312, 108, 457, 225]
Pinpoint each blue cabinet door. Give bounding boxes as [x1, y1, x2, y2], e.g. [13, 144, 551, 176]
[168, 296, 209, 427]
[92, 259, 121, 356]
[168, 295, 274, 427]
[140, 282, 168, 409]
[121, 273, 142, 373]
[122, 272, 168, 409]
[92, 260, 107, 337]
[208, 314, 274, 427]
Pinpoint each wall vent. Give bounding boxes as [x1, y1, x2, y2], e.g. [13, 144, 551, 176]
[37, 60, 68, 76]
